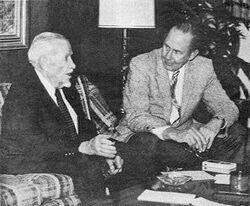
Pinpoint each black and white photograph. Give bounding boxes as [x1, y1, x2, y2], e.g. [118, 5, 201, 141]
[0, 0, 250, 205]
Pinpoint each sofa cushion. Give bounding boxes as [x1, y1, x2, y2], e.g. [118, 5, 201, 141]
[19, 174, 75, 201]
[0, 173, 79, 206]
[42, 195, 81, 206]
[0, 182, 41, 206]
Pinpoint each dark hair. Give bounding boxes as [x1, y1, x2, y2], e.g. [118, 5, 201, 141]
[157, 1, 204, 52]
[172, 17, 203, 51]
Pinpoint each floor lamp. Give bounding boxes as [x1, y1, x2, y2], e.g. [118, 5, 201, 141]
[98, 0, 155, 91]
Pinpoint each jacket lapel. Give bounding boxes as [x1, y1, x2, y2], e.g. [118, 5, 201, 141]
[29, 70, 64, 125]
[155, 51, 172, 121]
[180, 61, 196, 121]
[41, 88, 63, 124]
[63, 82, 97, 139]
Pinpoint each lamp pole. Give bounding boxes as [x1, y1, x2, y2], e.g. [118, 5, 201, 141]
[98, 0, 155, 114]
[121, 28, 129, 90]
[120, 28, 129, 114]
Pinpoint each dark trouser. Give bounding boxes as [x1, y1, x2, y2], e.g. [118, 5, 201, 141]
[115, 122, 247, 186]
[51, 155, 113, 205]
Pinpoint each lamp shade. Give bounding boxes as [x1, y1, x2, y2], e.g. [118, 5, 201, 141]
[98, 0, 155, 28]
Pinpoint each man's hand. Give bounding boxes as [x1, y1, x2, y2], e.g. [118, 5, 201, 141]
[199, 127, 217, 150]
[185, 127, 208, 152]
[106, 155, 124, 175]
[163, 127, 207, 152]
[163, 117, 226, 152]
[78, 134, 117, 158]
[199, 117, 224, 150]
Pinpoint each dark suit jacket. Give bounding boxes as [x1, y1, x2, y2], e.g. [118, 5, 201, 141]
[0, 68, 99, 176]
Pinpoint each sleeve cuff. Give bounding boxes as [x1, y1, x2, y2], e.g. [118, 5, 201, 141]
[78, 141, 94, 155]
[213, 116, 228, 135]
[151, 126, 170, 140]
[213, 116, 227, 129]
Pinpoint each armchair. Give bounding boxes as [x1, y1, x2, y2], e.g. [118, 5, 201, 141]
[0, 84, 81, 206]
[0, 173, 81, 206]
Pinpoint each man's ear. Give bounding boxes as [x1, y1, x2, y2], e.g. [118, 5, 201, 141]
[189, 49, 199, 61]
[39, 55, 52, 72]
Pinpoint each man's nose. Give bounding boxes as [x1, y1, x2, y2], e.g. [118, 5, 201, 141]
[165, 50, 173, 60]
[69, 57, 76, 69]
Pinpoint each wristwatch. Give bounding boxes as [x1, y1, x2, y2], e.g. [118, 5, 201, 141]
[213, 116, 227, 134]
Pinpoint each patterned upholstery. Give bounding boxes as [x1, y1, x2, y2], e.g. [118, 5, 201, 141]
[42, 195, 81, 206]
[0, 173, 81, 206]
[75, 75, 118, 134]
[0, 83, 11, 134]
[0, 79, 118, 205]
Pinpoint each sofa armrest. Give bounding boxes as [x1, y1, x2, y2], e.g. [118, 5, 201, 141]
[0, 173, 80, 206]
[42, 194, 81, 206]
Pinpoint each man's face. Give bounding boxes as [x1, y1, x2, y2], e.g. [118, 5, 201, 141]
[161, 27, 197, 71]
[43, 40, 76, 88]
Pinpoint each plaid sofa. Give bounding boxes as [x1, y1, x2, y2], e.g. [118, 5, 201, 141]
[0, 78, 118, 205]
[0, 173, 81, 206]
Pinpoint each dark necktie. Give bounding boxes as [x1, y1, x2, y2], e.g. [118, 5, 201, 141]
[170, 70, 181, 124]
[55, 89, 77, 140]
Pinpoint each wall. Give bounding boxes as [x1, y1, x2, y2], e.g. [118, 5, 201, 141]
[47, 0, 162, 117]
[0, 0, 50, 82]
[1, 0, 238, 117]
[0, 0, 161, 117]
[0, 0, 160, 117]
[3, 0, 244, 118]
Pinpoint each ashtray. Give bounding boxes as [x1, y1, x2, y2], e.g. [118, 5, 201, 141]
[157, 173, 192, 186]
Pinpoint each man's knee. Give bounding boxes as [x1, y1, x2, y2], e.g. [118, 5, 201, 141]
[228, 121, 247, 144]
[211, 121, 247, 162]
[116, 132, 160, 181]
[127, 132, 159, 151]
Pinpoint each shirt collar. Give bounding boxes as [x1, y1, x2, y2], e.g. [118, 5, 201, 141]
[167, 64, 186, 76]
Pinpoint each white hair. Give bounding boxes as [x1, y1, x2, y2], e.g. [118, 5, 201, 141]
[28, 32, 68, 67]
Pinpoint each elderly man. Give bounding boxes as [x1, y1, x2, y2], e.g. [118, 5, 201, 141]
[0, 32, 122, 204]
[116, 16, 246, 182]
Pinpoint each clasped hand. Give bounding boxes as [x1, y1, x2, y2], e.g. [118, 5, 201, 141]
[78, 134, 124, 175]
[186, 118, 224, 152]
[184, 127, 217, 152]
[79, 134, 117, 158]
[89, 134, 124, 175]
[166, 126, 218, 152]
[106, 155, 124, 175]
[89, 134, 117, 158]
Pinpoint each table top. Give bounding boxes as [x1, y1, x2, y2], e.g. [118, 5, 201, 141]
[111, 178, 250, 206]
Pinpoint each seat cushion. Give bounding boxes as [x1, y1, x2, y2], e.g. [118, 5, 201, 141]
[0, 182, 41, 206]
[0, 173, 78, 206]
[42, 195, 81, 206]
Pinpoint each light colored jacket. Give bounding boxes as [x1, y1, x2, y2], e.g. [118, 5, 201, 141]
[116, 48, 239, 142]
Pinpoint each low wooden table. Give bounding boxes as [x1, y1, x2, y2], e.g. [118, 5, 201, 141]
[110, 177, 250, 205]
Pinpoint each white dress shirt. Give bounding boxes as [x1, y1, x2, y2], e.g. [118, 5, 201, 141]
[151, 65, 186, 139]
[168, 65, 186, 124]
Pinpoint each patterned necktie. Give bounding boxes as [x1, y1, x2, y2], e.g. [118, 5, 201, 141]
[55, 89, 77, 140]
[170, 70, 181, 124]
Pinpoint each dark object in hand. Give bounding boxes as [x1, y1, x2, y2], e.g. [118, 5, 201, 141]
[108, 138, 119, 145]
